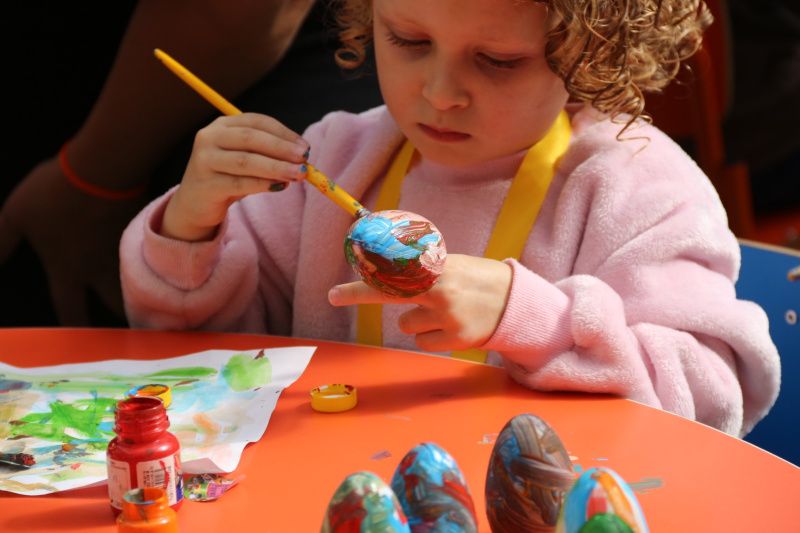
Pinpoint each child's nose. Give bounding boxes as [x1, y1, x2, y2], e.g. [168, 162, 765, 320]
[422, 62, 470, 111]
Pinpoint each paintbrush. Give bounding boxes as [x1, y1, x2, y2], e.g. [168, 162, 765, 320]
[0, 452, 35, 468]
[153, 48, 368, 218]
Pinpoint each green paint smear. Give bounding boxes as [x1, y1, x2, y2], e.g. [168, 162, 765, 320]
[3, 366, 217, 395]
[221, 354, 271, 392]
[10, 397, 117, 443]
[143, 367, 217, 380]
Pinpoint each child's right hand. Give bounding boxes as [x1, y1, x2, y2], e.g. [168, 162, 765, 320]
[161, 113, 309, 241]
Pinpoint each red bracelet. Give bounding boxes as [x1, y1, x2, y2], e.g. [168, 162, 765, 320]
[58, 143, 147, 201]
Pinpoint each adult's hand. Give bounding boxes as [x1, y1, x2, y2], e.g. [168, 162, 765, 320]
[0, 158, 146, 325]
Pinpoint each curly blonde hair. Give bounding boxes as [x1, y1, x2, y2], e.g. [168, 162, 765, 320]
[330, 0, 712, 126]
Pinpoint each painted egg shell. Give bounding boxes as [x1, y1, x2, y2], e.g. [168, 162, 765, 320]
[557, 467, 649, 533]
[321, 471, 410, 533]
[485, 413, 575, 532]
[344, 209, 446, 297]
[390, 442, 477, 533]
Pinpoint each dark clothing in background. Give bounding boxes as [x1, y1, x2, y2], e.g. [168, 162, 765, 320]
[1, 2, 382, 327]
[724, 2, 800, 214]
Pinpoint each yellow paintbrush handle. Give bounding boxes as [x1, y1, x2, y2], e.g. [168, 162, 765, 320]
[305, 165, 366, 217]
[153, 48, 366, 218]
[154, 48, 242, 116]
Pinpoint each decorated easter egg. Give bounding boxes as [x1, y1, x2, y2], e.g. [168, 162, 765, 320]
[321, 471, 410, 533]
[344, 210, 446, 297]
[486, 413, 576, 532]
[557, 467, 649, 533]
[390, 442, 477, 533]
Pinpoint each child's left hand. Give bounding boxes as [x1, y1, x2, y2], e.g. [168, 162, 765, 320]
[328, 254, 512, 352]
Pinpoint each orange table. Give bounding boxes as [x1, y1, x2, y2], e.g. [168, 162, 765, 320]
[0, 328, 798, 531]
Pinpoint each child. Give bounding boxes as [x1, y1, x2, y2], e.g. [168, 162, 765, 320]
[121, 0, 780, 438]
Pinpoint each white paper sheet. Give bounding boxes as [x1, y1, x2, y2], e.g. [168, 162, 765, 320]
[0, 346, 315, 495]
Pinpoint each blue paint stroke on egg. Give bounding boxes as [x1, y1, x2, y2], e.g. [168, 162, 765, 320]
[391, 442, 477, 533]
[349, 216, 439, 261]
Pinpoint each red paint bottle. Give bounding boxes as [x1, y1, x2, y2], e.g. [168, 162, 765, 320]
[107, 397, 183, 513]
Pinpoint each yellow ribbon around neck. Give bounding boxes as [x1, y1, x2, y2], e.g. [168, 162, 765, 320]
[356, 110, 572, 363]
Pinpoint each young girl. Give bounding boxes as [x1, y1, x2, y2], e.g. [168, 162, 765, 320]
[121, 0, 780, 438]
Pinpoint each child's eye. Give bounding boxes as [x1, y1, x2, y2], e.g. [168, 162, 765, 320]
[385, 31, 429, 48]
[478, 53, 522, 70]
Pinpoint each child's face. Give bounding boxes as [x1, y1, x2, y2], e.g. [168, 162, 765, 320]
[373, 0, 569, 166]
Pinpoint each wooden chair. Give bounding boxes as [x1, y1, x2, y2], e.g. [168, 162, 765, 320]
[736, 240, 800, 465]
[647, 0, 756, 238]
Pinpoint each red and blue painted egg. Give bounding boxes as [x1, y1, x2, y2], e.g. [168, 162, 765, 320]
[344, 210, 446, 297]
[321, 471, 410, 532]
[390, 442, 477, 532]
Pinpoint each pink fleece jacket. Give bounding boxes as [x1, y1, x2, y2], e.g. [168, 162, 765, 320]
[120, 105, 780, 437]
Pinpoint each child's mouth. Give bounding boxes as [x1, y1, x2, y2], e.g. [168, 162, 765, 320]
[418, 123, 471, 142]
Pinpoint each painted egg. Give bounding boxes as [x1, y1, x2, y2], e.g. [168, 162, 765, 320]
[485, 413, 575, 532]
[321, 471, 411, 533]
[390, 442, 477, 533]
[344, 210, 446, 297]
[557, 467, 649, 533]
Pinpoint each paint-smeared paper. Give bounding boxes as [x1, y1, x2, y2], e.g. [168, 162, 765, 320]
[0, 346, 315, 496]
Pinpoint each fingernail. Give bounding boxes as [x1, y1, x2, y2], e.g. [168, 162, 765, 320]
[299, 164, 308, 175]
[303, 146, 311, 160]
[269, 182, 288, 192]
[328, 287, 339, 305]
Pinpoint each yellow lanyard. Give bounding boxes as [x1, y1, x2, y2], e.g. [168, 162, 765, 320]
[356, 110, 571, 363]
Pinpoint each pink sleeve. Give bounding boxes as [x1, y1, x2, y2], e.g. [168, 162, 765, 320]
[482, 131, 779, 437]
[484, 260, 774, 436]
[120, 189, 263, 332]
[120, 181, 306, 334]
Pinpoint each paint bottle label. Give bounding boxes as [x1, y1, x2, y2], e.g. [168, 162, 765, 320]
[107, 452, 183, 510]
[137, 452, 183, 506]
[107, 458, 131, 511]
